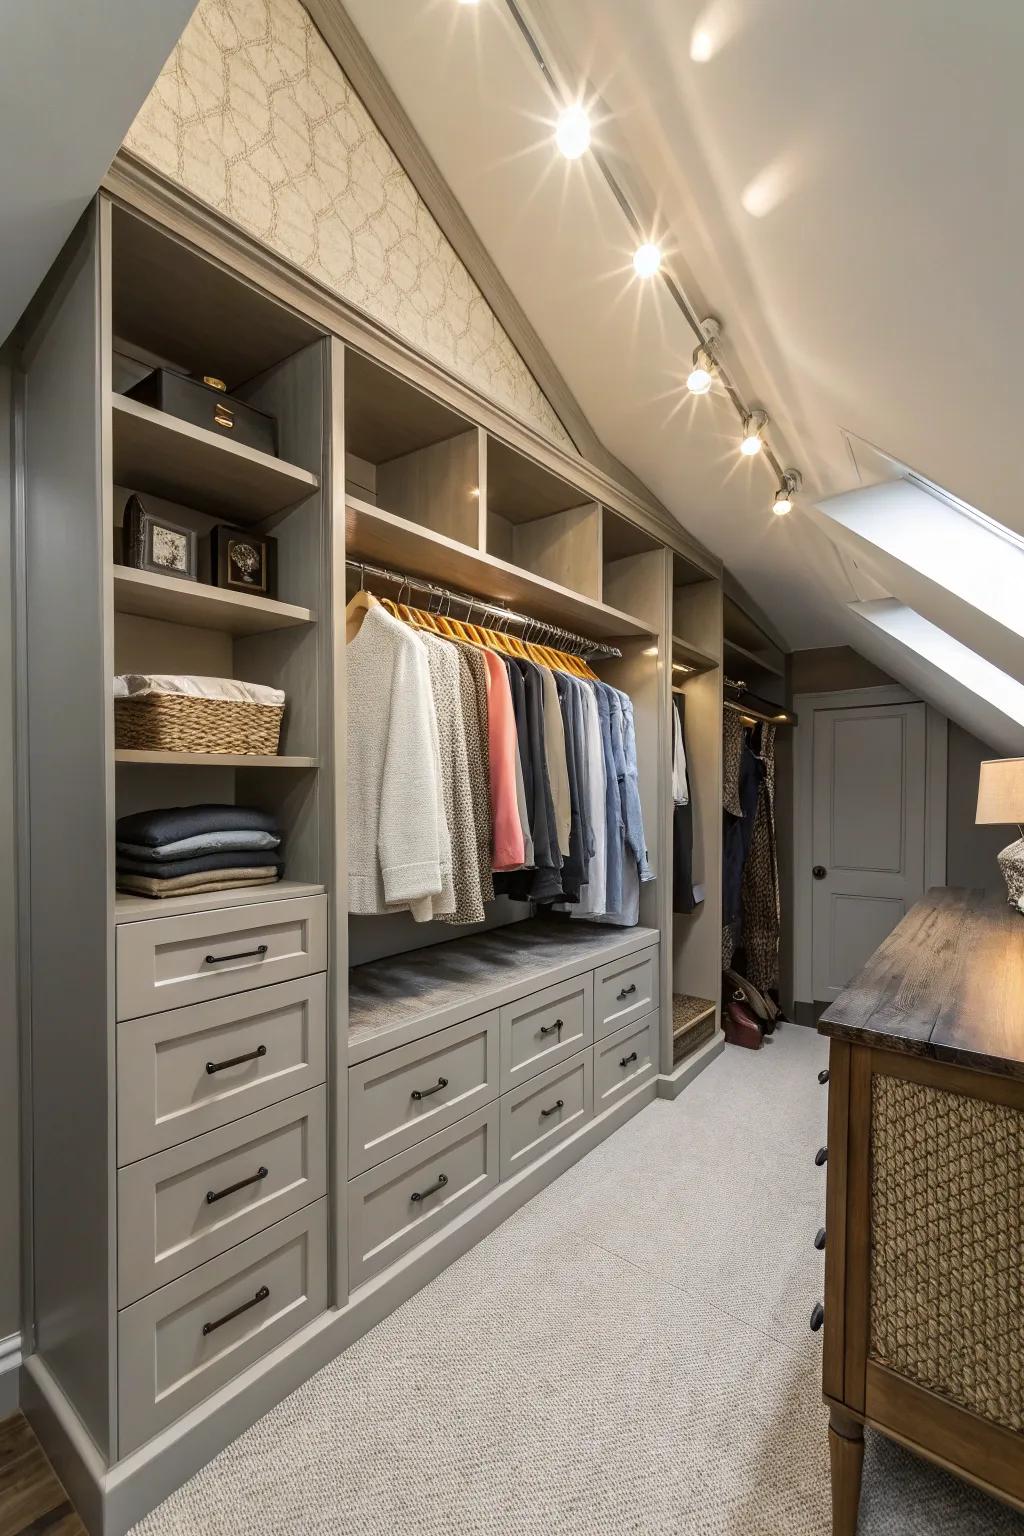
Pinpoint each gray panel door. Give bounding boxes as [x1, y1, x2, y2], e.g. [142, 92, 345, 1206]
[811, 702, 927, 1000]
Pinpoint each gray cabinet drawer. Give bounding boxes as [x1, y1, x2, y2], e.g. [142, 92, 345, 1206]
[116, 894, 327, 1020]
[117, 1088, 326, 1305]
[118, 1201, 326, 1456]
[594, 1010, 658, 1112]
[594, 947, 659, 1039]
[348, 1106, 498, 1290]
[117, 975, 327, 1164]
[499, 1050, 592, 1181]
[498, 974, 593, 1092]
[349, 1012, 498, 1177]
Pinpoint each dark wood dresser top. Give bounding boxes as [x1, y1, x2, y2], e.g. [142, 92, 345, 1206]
[819, 886, 1024, 1080]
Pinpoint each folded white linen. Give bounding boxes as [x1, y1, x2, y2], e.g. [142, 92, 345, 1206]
[113, 674, 285, 708]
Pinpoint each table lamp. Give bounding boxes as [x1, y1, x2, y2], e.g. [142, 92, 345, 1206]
[976, 757, 1024, 909]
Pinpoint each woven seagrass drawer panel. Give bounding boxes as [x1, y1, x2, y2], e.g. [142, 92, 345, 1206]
[869, 1072, 1024, 1432]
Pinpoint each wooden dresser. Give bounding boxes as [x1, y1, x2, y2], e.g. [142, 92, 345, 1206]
[817, 887, 1024, 1533]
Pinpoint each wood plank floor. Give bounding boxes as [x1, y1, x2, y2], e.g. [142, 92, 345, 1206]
[0, 1414, 86, 1536]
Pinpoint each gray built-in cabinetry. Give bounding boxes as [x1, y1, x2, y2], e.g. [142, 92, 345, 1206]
[13, 195, 725, 1534]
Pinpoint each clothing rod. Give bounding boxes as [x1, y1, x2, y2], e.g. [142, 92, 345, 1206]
[345, 557, 623, 658]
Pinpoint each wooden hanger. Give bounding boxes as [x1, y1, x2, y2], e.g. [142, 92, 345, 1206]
[345, 586, 380, 642]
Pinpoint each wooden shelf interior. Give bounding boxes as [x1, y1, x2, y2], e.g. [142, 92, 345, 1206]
[345, 496, 654, 641]
[672, 635, 719, 677]
[344, 350, 481, 546]
[113, 567, 313, 635]
[114, 878, 325, 924]
[111, 205, 322, 390]
[723, 595, 786, 683]
[485, 436, 603, 600]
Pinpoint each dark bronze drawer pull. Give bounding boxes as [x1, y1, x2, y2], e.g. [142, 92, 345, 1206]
[539, 1018, 564, 1037]
[616, 983, 637, 1000]
[411, 1076, 448, 1102]
[540, 1098, 565, 1118]
[206, 1044, 267, 1075]
[814, 1228, 827, 1251]
[810, 1302, 824, 1333]
[204, 943, 268, 965]
[620, 1051, 638, 1067]
[206, 1166, 268, 1205]
[818, 1069, 830, 1085]
[410, 1172, 448, 1203]
[202, 1284, 270, 1337]
[815, 1146, 828, 1167]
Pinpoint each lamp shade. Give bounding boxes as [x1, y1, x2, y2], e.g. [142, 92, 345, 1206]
[976, 758, 1024, 824]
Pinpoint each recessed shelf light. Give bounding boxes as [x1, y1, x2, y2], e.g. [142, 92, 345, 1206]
[555, 104, 591, 160]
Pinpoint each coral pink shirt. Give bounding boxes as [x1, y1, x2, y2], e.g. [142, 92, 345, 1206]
[479, 648, 526, 870]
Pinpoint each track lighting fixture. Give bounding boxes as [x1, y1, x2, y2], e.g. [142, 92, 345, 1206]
[686, 317, 720, 394]
[632, 242, 662, 278]
[771, 470, 801, 515]
[740, 410, 768, 456]
[555, 104, 591, 159]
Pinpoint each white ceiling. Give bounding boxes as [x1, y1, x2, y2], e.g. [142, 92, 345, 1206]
[341, 0, 1024, 670]
[0, 0, 198, 346]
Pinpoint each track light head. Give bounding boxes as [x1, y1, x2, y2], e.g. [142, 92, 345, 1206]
[633, 242, 662, 278]
[555, 104, 591, 159]
[772, 469, 802, 515]
[740, 410, 768, 455]
[686, 317, 720, 394]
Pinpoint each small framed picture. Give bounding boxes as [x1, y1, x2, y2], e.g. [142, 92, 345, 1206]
[211, 524, 278, 599]
[122, 494, 198, 582]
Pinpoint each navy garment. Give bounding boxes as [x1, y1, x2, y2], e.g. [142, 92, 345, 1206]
[494, 660, 563, 902]
[115, 803, 278, 847]
[722, 736, 762, 927]
[551, 672, 585, 903]
[116, 849, 283, 880]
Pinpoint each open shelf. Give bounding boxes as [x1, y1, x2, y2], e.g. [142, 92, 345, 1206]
[114, 878, 326, 924]
[113, 566, 314, 635]
[346, 496, 653, 641]
[114, 750, 319, 768]
[672, 635, 719, 676]
[111, 394, 319, 521]
[723, 635, 785, 680]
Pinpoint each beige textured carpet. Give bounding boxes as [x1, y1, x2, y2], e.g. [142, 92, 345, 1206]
[134, 1024, 1024, 1535]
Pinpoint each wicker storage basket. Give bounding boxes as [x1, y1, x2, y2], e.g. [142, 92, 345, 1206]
[115, 693, 283, 755]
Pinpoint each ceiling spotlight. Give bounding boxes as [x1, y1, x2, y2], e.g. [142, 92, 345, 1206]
[633, 242, 662, 278]
[772, 469, 802, 515]
[740, 410, 768, 455]
[555, 104, 591, 160]
[686, 317, 720, 394]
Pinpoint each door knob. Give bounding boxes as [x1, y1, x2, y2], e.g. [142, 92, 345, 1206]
[812, 865, 827, 880]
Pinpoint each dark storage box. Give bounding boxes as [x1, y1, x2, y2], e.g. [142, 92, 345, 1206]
[126, 370, 278, 457]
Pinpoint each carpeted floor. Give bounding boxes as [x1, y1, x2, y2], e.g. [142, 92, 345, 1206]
[134, 1024, 1024, 1535]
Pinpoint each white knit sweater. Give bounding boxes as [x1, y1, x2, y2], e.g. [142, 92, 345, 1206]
[346, 604, 448, 914]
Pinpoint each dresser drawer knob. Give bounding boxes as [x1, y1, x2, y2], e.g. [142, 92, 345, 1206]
[206, 1044, 267, 1075]
[411, 1076, 448, 1102]
[814, 1227, 827, 1251]
[539, 1018, 564, 1037]
[620, 1051, 639, 1068]
[202, 1284, 270, 1337]
[206, 1166, 268, 1204]
[818, 1069, 830, 1085]
[541, 1098, 565, 1118]
[410, 1172, 448, 1204]
[617, 983, 638, 1000]
[810, 1302, 825, 1333]
[204, 943, 268, 965]
[815, 1146, 828, 1167]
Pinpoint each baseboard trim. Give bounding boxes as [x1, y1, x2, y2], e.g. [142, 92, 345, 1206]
[0, 1331, 22, 1417]
[30, 1077, 665, 1536]
[656, 1031, 725, 1098]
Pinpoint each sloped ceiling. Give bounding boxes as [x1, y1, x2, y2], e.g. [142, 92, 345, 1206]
[340, 0, 1024, 748]
[0, 0, 199, 346]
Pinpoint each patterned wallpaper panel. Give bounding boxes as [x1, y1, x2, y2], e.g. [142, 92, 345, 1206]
[124, 0, 573, 448]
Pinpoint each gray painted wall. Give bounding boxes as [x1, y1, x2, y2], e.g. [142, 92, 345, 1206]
[947, 722, 1008, 890]
[0, 357, 20, 1348]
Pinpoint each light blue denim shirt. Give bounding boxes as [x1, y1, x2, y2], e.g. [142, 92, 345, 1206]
[614, 689, 654, 882]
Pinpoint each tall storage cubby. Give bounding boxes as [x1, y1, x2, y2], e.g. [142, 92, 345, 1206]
[15, 191, 729, 1535]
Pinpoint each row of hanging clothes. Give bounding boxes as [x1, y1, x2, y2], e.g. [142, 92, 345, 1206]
[344, 570, 653, 929]
[721, 690, 790, 1046]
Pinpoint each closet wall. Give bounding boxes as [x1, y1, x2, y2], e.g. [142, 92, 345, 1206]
[0, 356, 19, 1389]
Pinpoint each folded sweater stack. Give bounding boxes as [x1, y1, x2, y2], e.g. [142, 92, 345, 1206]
[116, 804, 283, 899]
